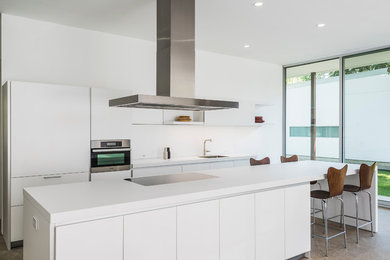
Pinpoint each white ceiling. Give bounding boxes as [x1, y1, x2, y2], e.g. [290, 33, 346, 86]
[1, 0, 390, 65]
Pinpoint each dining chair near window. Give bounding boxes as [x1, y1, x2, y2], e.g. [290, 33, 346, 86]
[250, 157, 270, 166]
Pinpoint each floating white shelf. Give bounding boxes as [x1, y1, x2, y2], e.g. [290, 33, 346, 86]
[167, 121, 205, 125]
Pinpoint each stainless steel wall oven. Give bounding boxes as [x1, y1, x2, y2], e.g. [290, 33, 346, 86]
[91, 139, 131, 173]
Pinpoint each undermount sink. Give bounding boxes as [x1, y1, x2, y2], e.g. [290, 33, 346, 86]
[125, 172, 217, 186]
[198, 155, 228, 158]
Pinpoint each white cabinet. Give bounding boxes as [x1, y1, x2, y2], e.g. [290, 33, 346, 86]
[209, 161, 235, 170]
[133, 165, 182, 177]
[26, 184, 312, 260]
[2, 81, 91, 249]
[56, 216, 123, 260]
[284, 184, 311, 259]
[234, 159, 250, 167]
[177, 200, 219, 260]
[10, 81, 90, 177]
[182, 163, 210, 172]
[124, 208, 176, 260]
[91, 170, 132, 181]
[90, 88, 133, 139]
[220, 194, 255, 260]
[255, 189, 285, 260]
[10, 206, 23, 242]
[11, 172, 89, 206]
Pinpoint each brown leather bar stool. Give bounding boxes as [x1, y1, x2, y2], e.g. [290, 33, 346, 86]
[250, 157, 270, 166]
[311, 165, 348, 257]
[343, 162, 376, 243]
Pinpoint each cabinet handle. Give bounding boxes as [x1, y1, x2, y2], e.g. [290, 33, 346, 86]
[43, 176, 62, 179]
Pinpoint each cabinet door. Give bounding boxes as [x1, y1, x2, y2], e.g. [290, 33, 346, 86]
[285, 184, 311, 259]
[56, 216, 123, 260]
[220, 194, 255, 260]
[182, 163, 210, 172]
[124, 208, 176, 260]
[10, 206, 23, 242]
[132, 165, 182, 177]
[177, 200, 219, 260]
[91, 170, 132, 181]
[11, 172, 89, 206]
[10, 82, 90, 177]
[209, 161, 234, 170]
[90, 88, 133, 140]
[234, 159, 250, 167]
[255, 189, 285, 260]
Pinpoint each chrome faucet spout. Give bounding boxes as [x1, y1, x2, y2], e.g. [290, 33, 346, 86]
[203, 139, 212, 156]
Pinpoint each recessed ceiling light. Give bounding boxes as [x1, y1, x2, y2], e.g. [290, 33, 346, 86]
[244, 44, 251, 48]
[317, 23, 326, 28]
[254, 2, 263, 7]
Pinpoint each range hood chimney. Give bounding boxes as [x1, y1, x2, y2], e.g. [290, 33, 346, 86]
[109, 0, 239, 111]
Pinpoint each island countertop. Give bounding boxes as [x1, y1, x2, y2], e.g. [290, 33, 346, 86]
[24, 160, 360, 225]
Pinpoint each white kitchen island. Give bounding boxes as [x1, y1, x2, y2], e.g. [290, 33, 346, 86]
[22, 161, 377, 260]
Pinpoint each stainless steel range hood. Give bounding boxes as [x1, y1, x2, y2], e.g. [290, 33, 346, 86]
[109, 0, 239, 111]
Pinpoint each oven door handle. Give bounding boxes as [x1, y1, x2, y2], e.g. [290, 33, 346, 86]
[91, 148, 131, 153]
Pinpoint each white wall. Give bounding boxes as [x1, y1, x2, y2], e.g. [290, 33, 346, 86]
[1, 14, 283, 162]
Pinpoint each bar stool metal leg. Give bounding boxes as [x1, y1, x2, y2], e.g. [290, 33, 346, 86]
[354, 192, 359, 243]
[366, 191, 374, 237]
[339, 194, 344, 226]
[323, 199, 329, 257]
[312, 197, 316, 237]
[338, 196, 347, 248]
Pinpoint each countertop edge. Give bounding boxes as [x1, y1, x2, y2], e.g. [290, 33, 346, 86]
[132, 155, 253, 168]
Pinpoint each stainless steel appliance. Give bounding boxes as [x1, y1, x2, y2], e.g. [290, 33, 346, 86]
[91, 139, 131, 173]
[109, 0, 239, 111]
[125, 172, 217, 186]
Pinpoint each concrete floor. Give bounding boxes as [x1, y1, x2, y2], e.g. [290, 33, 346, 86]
[311, 207, 390, 259]
[1, 207, 389, 260]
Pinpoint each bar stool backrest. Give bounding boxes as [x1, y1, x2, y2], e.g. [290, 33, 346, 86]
[250, 157, 270, 166]
[327, 165, 348, 197]
[359, 162, 377, 190]
[280, 155, 298, 163]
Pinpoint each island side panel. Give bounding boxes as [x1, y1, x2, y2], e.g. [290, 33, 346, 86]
[23, 198, 52, 260]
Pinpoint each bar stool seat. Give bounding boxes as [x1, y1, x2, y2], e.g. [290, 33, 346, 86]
[310, 190, 330, 199]
[310, 180, 319, 185]
[343, 184, 361, 192]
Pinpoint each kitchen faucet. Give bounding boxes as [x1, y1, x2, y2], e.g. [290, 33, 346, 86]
[203, 139, 212, 156]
